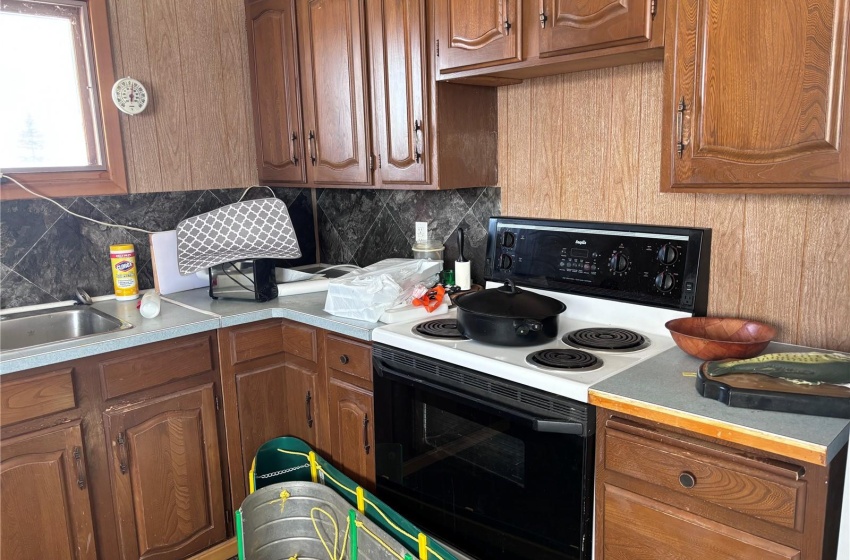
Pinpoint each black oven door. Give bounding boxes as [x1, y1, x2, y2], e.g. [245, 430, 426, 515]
[373, 345, 594, 560]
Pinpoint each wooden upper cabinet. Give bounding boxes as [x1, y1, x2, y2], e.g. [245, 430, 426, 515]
[661, 0, 850, 194]
[103, 384, 226, 560]
[539, 0, 654, 57]
[1, 422, 97, 560]
[297, 0, 372, 185]
[367, 0, 429, 184]
[246, 0, 307, 184]
[436, 0, 522, 74]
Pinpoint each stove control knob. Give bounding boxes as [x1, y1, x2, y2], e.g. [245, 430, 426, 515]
[609, 252, 629, 273]
[499, 253, 513, 270]
[657, 243, 679, 265]
[502, 231, 516, 248]
[655, 271, 676, 292]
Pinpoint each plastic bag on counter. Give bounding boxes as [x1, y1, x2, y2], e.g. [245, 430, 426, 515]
[324, 258, 443, 322]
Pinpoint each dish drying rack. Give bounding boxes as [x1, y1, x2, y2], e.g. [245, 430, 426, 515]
[237, 437, 473, 560]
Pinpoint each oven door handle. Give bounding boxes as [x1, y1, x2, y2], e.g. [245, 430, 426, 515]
[376, 361, 585, 435]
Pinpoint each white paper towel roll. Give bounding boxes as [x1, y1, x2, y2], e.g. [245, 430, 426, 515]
[455, 261, 471, 291]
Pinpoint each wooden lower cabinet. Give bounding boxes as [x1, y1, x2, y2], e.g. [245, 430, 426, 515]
[0, 422, 97, 560]
[602, 484, 800, 559]
[219, 319, 326, 509]
[595, 409, 846, 559]
[0, 331, 226, 560]
[219, 320, 376, 510]
[102, 384, 226, 560]
[328, 377, 375, 488]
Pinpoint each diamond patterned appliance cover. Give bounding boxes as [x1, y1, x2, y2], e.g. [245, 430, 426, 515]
[176, 198, 301, 275]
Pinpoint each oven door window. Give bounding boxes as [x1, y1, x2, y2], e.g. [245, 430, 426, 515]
[375, 373, 591, 560]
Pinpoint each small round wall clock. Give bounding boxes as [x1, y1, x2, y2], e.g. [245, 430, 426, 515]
[111, 77, 148, 115]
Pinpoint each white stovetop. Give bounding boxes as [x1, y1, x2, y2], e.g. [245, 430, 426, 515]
[371, 287, 689, 403]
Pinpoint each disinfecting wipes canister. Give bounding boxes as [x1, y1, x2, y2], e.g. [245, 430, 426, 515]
[110, 244, 139, 300]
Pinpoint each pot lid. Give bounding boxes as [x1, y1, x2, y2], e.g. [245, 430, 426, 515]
[455, 279, 566, 318]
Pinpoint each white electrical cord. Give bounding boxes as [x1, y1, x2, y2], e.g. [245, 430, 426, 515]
[0, 172, 155, 234]
[0, 173, 277, 236]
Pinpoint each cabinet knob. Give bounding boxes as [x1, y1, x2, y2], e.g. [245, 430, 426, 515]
[679, 471, 696, 488]
[339, 354, 350, 365]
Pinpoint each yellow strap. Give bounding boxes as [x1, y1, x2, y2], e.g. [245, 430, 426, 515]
[418, 533, 428, 560]
[248, 457, 256, 494]
[309, 451, 318, 483]
[356, 486, 366, 513]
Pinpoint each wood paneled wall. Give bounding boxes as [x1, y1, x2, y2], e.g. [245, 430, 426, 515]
[107, 0, 257, 192]
[498, 62, 850, 352]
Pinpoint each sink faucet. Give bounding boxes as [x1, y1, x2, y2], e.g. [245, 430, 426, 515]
[74, 288, 93, 305]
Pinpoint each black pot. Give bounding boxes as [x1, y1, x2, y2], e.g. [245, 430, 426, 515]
[455, 279, 566, 346]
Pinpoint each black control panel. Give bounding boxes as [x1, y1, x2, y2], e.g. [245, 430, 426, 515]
[485, 217, 712, 314]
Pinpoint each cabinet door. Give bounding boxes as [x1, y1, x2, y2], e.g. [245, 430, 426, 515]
[662, 0, 850, 194]
[436, 0, 521, 74]
[283, 360, 322, 449]
[1, 423, 96, 560]
[328, 377, 375, 488]
[297, 0, 372, 185]
[539, 0, 654, 57]
[600, 484, 801, 560]
[235, 363, 289, 491]
[246, 0, 307, 184]
[367, 0, 429, 184]
[103, 384, 226, 560]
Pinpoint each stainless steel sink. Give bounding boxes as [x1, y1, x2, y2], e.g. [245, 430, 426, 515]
[0, 306, 133, 351]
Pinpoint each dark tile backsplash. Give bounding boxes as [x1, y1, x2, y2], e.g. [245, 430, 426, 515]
[0, 187, 315, 308]
[0, 185, 500, 309]
[317, 187, 501, 285]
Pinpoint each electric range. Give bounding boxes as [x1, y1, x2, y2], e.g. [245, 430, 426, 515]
[372, 217, 712, 403]
[370, 217, 711, 560]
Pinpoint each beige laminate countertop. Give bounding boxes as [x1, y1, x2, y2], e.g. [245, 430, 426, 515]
[589, 342, 850, 467]
[0, 288, 381, 375]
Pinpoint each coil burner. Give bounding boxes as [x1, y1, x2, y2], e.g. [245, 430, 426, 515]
[564, 328, 648, 352]
[526, 349, 601, 371]
[414, 319, 468, 340]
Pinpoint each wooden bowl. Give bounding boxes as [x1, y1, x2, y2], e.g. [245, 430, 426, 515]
[665, 317, 777, 361]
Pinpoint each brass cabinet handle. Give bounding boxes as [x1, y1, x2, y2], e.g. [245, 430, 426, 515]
[73, 446, 86, 489]
[339, 354, 350, 365]
[116, 432, 128, 475]
[363, 414, 371, 455]
[305, 390, 314, 428]
[504, 0, 511, 33]
[290, 132, 299, 165]
[308, 131, 317, 165]
[676, 97, 688, 158]
[414, 119, 423, 164]
[539, 0, 548, 29]
[679, 471, 696, 489]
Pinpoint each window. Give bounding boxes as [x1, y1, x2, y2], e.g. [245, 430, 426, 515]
[0, 0, 127, 199]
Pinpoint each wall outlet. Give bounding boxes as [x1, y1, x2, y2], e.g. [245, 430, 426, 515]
[415, 221, 428, 243]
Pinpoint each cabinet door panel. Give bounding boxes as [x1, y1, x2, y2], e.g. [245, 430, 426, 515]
[298, 0, 371, 185]
[436, 0, 521, 73]
[328, 378, 375, 488]
[1, 423, 96, 560]
[246, 0, 307, 184]
[235, 364, 289, 484]
[283, 361, 321, 449]
[540, 0, 653, 57]
[104, 384, 225, 560]
[662, 0, 850, 193]
[368, 0, 428, 184]
[601, 484, 801, 560]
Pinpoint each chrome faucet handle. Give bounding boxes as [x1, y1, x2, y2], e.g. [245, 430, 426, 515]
[74, 288, 93, 305]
